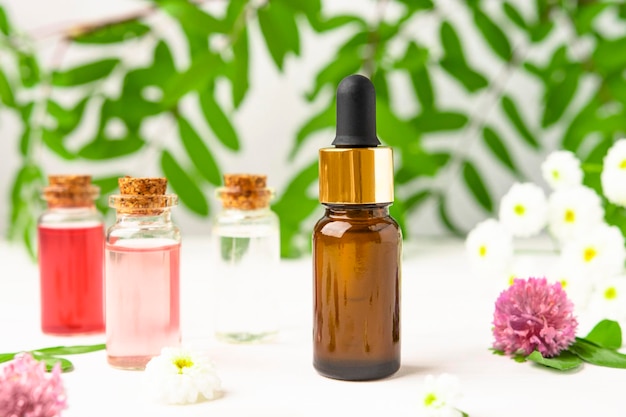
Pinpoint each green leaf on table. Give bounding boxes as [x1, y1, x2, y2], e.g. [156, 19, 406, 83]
[501, 95, 539, 149]
[32, 344, 106, 356]
[482, 126, 519, 175]
[198, 93, 240, 151]
[177, 116, 221, 186]
[52, 59, 120, 87]
[473, 8, 512, 61]
[583, 320, 622, 350]
[527, 350, 583, 371]
[72, 21, 150, 44]
[258, 1, 300, 71]
[570, 338, 626, 369]
[30, 354, 75, 373]
[0, 69, 16, 107]
[462, 161, 493, 212]
[162, 51, 221, 108]
[160, 150, 209, 216]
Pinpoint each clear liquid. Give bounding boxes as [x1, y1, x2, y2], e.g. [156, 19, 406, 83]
[213, 228, 280, 343]
[105, 239, 181, 369]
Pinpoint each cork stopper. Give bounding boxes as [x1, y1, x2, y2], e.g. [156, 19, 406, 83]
[109, 176, 177, 215]
[216, 174, 273, 210]
[42, 175, 99, 208]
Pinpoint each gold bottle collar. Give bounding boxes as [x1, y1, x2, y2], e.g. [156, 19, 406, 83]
[318, 147, 394, 204]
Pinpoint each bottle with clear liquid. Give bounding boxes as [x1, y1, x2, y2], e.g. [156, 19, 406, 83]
[212, 174, 280, 343]
[105, 177, 181, 369]
[38, 175, 104, 336]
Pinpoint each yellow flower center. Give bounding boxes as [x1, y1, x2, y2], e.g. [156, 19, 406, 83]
[620, 159, 626, 169]
[560, 279, 568, 289]
[514, 204, 525, 216]
[552, 169, 560, 179]
[479, 245, 487, 257]
[173, 356, 194, 374]
[604, 287, 617, 300]
[583, 247, 597, 262]
[508, 275, 515, 286]
[564, 209, 575, 223]
[424, 393, 437, 407]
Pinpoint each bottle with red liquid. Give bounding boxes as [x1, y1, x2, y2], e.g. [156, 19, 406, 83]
[38, 175, 105, 335]
[105, 176, 181, 370]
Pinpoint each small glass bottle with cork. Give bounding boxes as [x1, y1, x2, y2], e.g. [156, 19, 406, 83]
[105, 176, 181, 369]
[38, 174, 105, 335]
[212, 174, 280, 343]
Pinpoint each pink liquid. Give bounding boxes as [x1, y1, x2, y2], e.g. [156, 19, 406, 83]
[105, 240, 181, 369]
[38, 224, 105, 335]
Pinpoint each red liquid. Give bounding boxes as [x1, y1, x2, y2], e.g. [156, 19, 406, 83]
[38, 224, 105, 335]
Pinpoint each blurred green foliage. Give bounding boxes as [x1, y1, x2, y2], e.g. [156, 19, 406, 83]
[2, 0, 626, 258]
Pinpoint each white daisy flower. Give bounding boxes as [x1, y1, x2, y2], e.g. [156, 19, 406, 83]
[418, 374, 463, 417]
[465, 219, 513, 279]
[498, 182, 548, 237]
[587, 276, 626, 325]
[547, 186, 604, 244]
[560, 224, 626, 280]
[601, 138, 626, 207]
[541, 150, 583, 190]
[143, 347, 222, 405]
[547, 258, 594, 313]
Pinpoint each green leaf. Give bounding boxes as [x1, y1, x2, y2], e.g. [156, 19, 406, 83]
[413, 110, 468, 133]
[561, 97, 599, 152]
[291, 99, 334, 159]
[410, 66, 434, 111]
[583, 320, 622, 350]
[160, 150, 209, 216]
[574, 4, 609, 36]
[78, 134, 145, 160]
[306, 46, 361, 101]
[473, 8, 512, 61]
[32, 344, 106, 356]
[377, 99, 420, 147]
[482, 126, 519, 175]
[162, 51, 221, 108]
[502, 2, 527, 29]
[308, 15, 366, 33]
[570, 338, 626, 369]
[463, 161, 493, 212]
[198, 93, 240, 151]
[41, 129, 76, 160]
[158, 0, 227, 34]
[230, 26, 249, 108]
[593, 36, 626, 76]
[272, 161, 319, 258]
[177, 116, 221, 186]
[52, 59, 120, 87]
[92, 176, 122, 195]
[437, 195, 463, 236]
[18, 52, 40, 87]
[72, 21, 150, 44]
[30, 354, 74, 373]
[527, 350, 583, 371]
[529, 21, 554, 43]
[440, 21, 464, 62]
[501, 95, 539, 149]
[395, 0, 434, 11]
[225, 0, 247, 27]
[440, 60, 488, 93]
[0, 6, 11, 35]
[542, 68, 580, 128]
[47, 97, 88, 133]
[404, 190, 431, 212]
[0, 69, 16, 107]
[258, 1, 300, 70]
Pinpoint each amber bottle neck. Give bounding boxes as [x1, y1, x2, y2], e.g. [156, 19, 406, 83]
[323, 203, 390, 219]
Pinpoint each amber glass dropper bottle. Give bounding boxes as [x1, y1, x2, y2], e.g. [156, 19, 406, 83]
[313, 74, 402, 381]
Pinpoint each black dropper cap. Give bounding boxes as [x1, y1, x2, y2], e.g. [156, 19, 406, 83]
[332, 74, 381, 148]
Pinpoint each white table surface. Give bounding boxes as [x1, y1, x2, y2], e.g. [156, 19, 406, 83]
[1, 236, 624, 417]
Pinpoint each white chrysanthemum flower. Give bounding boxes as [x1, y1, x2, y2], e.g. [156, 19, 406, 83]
[541, 150, 583, 190]
[465, 219, 513, 278]
[498, 182, 548, 237]
[143, 347, 222, 405]
[560, 224, 626, 280]
[547, 258, 594, 312]
[601, 138, 626, 207]
[547, 186, 604, 244]
[587, 276, 626, 325]
[418, 374, 463, 417]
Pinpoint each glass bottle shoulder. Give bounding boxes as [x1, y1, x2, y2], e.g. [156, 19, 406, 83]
[213, 208, 279, 236]
[38, 207, 103, 229]
[313, 205, 401, 241]
[106, 213, 181, 245]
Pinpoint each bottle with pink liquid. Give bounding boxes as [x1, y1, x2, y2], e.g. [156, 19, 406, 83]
[106, 176, 181, 370]
[38, 175, 104, 335]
